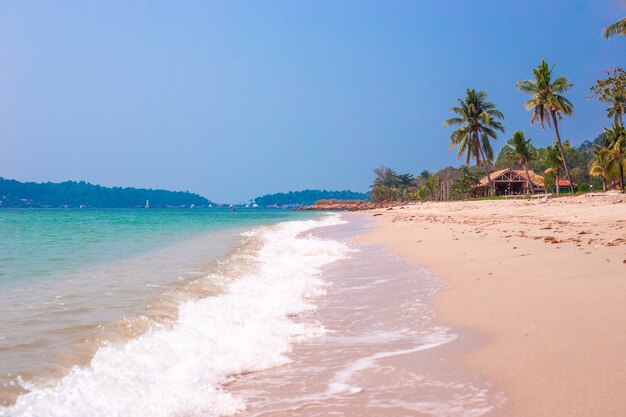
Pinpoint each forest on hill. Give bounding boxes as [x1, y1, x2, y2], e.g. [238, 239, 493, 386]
[254, 189, 368, 207]
[0, 178, 212, 208]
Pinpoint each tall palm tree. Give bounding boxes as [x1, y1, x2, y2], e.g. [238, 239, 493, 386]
[606, 91, 626, 127]
[516, 60, 575, 193]
[604, 17, 626, 38]
[443, 88, 504, 196]
[588, 146, 615, 191]
[544, 143, 563, 195]
[603, 123, 626, 190]
[503, 131, 537, 194]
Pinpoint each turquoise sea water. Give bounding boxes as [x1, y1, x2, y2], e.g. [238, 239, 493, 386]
[0, 207, 318, 407]
[0, 208, 310, 289]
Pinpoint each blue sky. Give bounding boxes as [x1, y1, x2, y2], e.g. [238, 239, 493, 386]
[1, 1, 625, 202]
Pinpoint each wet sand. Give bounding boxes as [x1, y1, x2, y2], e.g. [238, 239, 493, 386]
[361, 194, 626, 417]
[228, 216, 503, 416]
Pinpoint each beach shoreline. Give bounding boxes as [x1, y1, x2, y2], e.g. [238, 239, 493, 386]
[228, 214, 503, 416]
[359, 194, 626, 417]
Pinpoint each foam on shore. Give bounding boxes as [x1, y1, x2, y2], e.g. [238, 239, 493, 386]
[1, 215, 349, 417]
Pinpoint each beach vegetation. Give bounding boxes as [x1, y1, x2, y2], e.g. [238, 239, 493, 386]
[443, 89, 505, 195]
[516, 60, 575, 193]
[588, 145, 617, 191]
[544, 141, 566, 195]
[254, 189, 369, 207]
[501, 131, 538, 193]
[601, 123, 626, 190]
[590, 68, 626, 127]
[450, 166, 482, 198]
[416, 172, 439, 201]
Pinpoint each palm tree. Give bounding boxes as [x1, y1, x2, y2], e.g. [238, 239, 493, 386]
[544, 143, 563, 195]
[516, 60, 575, 193]
[503, 131, 537, 194]
[588, 146, 614, 191]
[443, 88, 505, 196]
[603, 123, 626, 190]
[604, 17, 626, 38]
[606, 91, 626, 127]
[419, 173, 438, 201]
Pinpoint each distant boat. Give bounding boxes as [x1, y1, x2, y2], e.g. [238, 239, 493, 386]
[252, 203, 259, 208]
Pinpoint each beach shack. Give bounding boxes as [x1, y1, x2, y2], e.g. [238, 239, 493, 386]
[473, 168, 574, 196]
[473, 168, 546, 196]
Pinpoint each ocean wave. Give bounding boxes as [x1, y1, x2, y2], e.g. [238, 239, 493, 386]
[1, 214, 349, 417]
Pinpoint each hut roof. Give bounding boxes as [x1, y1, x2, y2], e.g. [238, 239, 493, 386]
[478, 168, 545, 187]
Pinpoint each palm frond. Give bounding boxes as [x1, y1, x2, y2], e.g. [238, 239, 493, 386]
[604, 17, 626, 38]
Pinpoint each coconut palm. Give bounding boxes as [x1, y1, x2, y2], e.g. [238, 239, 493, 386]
[516, 60, 575, 193]
[419, 173, 438, 201]
[443, 88, 504, 195]
[603, 123, 626, 190]
[588, 146, 615, 191]
[544, 143, 563, 195]
[503, 131, 538, 194]
[604, 17, 626, 38]
[606, 91, 626, 127]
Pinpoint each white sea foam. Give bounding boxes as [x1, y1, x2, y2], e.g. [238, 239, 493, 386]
[1, 214, 349, 417]
[325, 328, 456, 396]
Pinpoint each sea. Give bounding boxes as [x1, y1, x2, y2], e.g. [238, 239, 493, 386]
[0, 208, 501, 417]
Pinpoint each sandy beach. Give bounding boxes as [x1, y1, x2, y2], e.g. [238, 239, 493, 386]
[361, 194, 626, 417]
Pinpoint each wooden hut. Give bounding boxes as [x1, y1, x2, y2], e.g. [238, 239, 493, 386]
[473, 168, 546, 196]
[473, 168, 574, 196]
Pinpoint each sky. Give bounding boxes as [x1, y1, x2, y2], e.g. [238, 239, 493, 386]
[1, 1, 626, 203]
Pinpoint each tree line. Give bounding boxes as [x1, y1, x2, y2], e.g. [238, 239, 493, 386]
[254, 189, 369, 207]
[0, 178, 212, 208]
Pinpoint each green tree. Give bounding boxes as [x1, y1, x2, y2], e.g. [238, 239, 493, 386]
[543, 170, 557, 194]
[418, 172, 439, 201]
[396, 173, 415, 187]
[443, 88, 504, 195]
[588, 146, 615, 191]
[603, 123, 626, 190]
[450, 166, 482, 198]
[590, 68, 626, 127]
[372, 165, 400, 188]
[502, 131, 538, 194]
[544, 142, 564, 195]
[516, 59, 575, 193]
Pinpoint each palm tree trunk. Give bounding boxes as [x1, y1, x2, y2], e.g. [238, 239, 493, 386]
[602, 176, 607, 191]
[522, 163, 535, 194]
[556, 174, 560, 195]
[550, 111, 575, 193]
[619, 162, 625, 191]
[477, 146, 493, 196]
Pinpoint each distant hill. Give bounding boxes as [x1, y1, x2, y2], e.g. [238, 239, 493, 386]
[254, 189, 369, 207]
[0, 178, 212, 208]
[577, 132, 608, 152]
